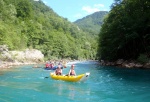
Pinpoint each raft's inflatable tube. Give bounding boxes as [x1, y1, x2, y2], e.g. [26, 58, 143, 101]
[50, 72, 90, 82]
[44, 66, 57, 70]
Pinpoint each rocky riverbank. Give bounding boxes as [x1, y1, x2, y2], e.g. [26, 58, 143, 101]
[0, 45, 44, 69]
[0, 61, 37, 69]
[100, 59, 150, 69]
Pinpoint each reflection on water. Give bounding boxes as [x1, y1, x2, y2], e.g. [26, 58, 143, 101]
[0, 71, 3, 75]
[48, 80, 92, 101]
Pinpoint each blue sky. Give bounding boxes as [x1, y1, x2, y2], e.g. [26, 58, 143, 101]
[34, 0, 114, 22]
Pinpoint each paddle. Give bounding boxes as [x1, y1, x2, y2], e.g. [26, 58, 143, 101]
[44, 76, 49, 78]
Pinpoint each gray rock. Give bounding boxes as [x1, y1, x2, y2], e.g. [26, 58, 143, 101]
[116, 59, 124, 65]
[9, 49, 44, 62]
[0, 45, 8, 52]
[135, 63, 143, 68]
[143, 63, 150, 68]
[0, 47, 44, 63]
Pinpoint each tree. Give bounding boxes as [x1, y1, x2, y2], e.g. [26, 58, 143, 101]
[16, 0, 33, 19]
[98, 0, 150, 61]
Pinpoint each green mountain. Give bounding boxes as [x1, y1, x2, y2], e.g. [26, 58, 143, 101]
[74, 11, 108, 36]
[0, 0, 97, 60]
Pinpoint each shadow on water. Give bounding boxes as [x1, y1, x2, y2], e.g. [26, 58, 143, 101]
[95, 65, 150, 82]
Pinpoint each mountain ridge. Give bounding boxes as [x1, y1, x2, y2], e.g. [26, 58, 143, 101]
[74, 11, 108, 36]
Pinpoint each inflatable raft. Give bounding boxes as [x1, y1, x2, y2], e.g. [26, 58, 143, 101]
[50, 72, 90, 82]
[44, 66, 64, 70]
[44, 66, 57, 70]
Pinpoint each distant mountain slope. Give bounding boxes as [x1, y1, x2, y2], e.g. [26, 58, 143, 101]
[74, 11, 108, 35]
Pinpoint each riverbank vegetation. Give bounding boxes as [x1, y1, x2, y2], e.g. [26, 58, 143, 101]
[0, 0, 98, 60]
[98, 0, 150, 64]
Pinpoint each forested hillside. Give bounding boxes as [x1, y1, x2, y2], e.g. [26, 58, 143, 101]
[74, 11, 108, 37]
[0, 0, 97, 60]
[98, 0, 150, 63]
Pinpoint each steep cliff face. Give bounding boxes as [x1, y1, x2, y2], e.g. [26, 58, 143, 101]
[0, 45, 44, 63]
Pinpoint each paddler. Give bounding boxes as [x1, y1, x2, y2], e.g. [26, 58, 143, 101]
[68, 64, 76, 76]
[55, 65, 62, 75]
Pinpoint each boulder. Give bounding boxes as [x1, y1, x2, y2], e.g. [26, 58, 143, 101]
[10, 51, 25, 61]
[1, 48, 44, 63]
[24, 49, 44, 62]
[0, 45, 8, 52]
[143, 63, 150, 68]
[9, 49, 44, 62]
[116, 59, 124, 65]
[135, 63, 143, 68]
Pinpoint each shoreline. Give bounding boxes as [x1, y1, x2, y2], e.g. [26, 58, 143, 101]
[0, 59, 149, 70]
[0, 61, 38, 69]
[100, 59, 150, 69]
[0, 60, 95, 69]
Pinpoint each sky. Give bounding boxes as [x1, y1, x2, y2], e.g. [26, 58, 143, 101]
[35, 0, 114, 22]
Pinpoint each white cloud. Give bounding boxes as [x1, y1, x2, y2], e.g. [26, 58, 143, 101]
[41, 0, 47, 4]
[82, 6, 100, 14]
[81, 4, 105, 14]
[43, 1, 47, 4]
[34, 0, 39, 1]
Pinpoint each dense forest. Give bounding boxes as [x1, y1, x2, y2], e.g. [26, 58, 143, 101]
[0, 0, 98, 60]
[74, 11, 108, 60]
[98, 0, 150, 63]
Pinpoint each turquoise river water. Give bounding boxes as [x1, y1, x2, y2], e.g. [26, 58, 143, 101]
[0, 61, 150, 102]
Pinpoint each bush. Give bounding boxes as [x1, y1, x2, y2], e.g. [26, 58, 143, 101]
[137, 54, 149, 63]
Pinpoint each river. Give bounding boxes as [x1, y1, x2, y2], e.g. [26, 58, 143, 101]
[0, 61, 150, 102]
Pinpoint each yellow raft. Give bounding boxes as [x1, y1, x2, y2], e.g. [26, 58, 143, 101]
[50, 72, 90, 82]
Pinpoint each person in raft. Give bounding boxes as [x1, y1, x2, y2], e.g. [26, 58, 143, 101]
[45, 62, 50, 68]
[68, 64, 76, 76]
[55, 65, 62, 75]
